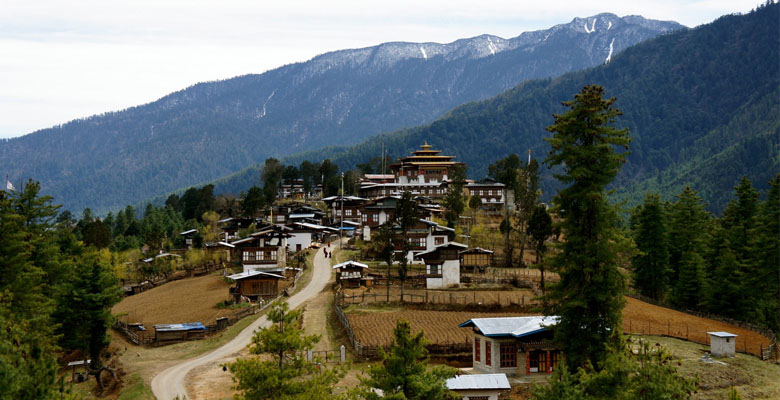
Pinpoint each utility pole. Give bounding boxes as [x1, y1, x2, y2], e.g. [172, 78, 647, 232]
[340, 172, 344, 243]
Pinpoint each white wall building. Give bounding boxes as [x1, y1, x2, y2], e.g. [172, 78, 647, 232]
[707, 331, 738, 357]
[446, 373, 511, 400]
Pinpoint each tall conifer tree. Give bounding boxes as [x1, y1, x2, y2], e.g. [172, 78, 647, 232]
[631, 194, 670, 300]
[543, 85, 630, 372]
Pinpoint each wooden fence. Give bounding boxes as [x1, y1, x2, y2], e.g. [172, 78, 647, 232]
[122, 261, 224, 297]
[627, 293, 777, 361]
[338, 289, 539, 309]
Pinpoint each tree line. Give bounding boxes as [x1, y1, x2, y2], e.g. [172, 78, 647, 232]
[631, 176, 780, 333]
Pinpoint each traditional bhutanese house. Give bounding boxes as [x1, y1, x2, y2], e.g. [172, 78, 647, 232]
[227, 270, 285, 302]
[288, 205, 327, 225]
[287, 222, 337, 251]
[464, 178, 510, 211]
[446, 373, 511, 400]
[322, 195, 369, 225]
[332, 260, 372, 288]
[393, 218, 454, 263]
[707, 331, 738, 357]
[230, 224, 292, 273]
[154, 322, 207, 343]
[460, 248, 494, 273]
[359, 196, 440, 241]
[459, 316, 560, 377]
[278, 179, 306, 199]
[415, 241, 466, 289]
[218, 217, 260, 242]
[179, 229, 198, 249]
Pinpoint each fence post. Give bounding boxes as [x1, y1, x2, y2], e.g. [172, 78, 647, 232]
[340, 345, 346, 363]
[307, 349, 313, 362]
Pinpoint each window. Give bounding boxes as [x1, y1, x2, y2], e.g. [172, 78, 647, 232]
[270, 251, 277, 260]
[256, 250, 263, 261]
[243, 251, 250, 261]
[529, 350, 547, 373]
[371, 214, 378, 222]
[427, 264, 440, 275]
[362, 214, 367, 222]
[550, 351, 560, 371]
[434, 237, 445, 245]
[345, 209, 352, 216]
[488, 189, 493, 195]
[500, 344, 517, 368]
[475, 338, 481, 362]
[479, 190, 484, 195]
[485, 342, 491, 366]
[498, 189, 503, 196]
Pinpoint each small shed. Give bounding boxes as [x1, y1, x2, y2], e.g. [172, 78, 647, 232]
[154, 322, 207, 343]
[707, 331, 738, 357]
[446, 373, 511, 400]
[332, 261, 371, 288]
[228, 270, 285, 302]
[180, 229, 198, 249]
[460, 248, 494, 272]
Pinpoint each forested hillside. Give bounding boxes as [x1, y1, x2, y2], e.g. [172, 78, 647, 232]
[264, 3, 777, 213]
[0, 14, 680, 215]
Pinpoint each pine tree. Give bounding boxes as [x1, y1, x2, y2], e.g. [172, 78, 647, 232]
[543, 85, 630, 373]
[667, 187, 710, 308]
[527, 204, 553, 293]
[227, 301, 344, 399]
[631, 194, 670, 301]
[360, 320, 456, 400]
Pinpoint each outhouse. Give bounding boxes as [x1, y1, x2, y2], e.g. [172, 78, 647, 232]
[707, 331, 738, 357]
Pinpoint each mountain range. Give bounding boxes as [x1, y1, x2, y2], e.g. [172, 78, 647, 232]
[235, 2, 775, 214]
[0, 13, 683, 214]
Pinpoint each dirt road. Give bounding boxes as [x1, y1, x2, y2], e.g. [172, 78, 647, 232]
[150, 243, 336, 400]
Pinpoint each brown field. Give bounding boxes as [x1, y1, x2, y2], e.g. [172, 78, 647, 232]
[112, 273, 289, 327]
[345, 309, 531, 347]
[345, 296, 773, 357]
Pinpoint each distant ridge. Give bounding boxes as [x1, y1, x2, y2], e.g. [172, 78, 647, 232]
[248, 3, 776, 213]
[0, 13, 682, 213]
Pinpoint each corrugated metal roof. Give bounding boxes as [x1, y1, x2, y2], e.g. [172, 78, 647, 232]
[459, 316, 558, 337]
[332, 261, 369, 270]
[446, 373, 511, 390]
[707, 331, 738, 338]
[154, 322, 206, 332]
[227, 271, 284, 280]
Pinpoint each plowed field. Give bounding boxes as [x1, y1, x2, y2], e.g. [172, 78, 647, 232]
[113, 274, 234, 326]
[345, 296, 773, 357]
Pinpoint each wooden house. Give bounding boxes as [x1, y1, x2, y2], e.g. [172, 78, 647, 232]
[460, 248, 494, 272]
[464, 178, 509, 211]
[227, 270, 285, 302]
[322, 195, 369, 225]
[218, 217, 260, 242]
[230, 224, 292, 273]
[392, 218, 453, 264]
[415, 242, 466, 289]
[459, 316, 560, 377]
[332, 260, 372, 288]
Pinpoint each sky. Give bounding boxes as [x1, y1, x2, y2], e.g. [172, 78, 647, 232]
[0, 0, 763, 139]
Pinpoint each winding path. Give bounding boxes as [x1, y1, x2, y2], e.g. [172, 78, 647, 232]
[151, 243, 336, 400]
